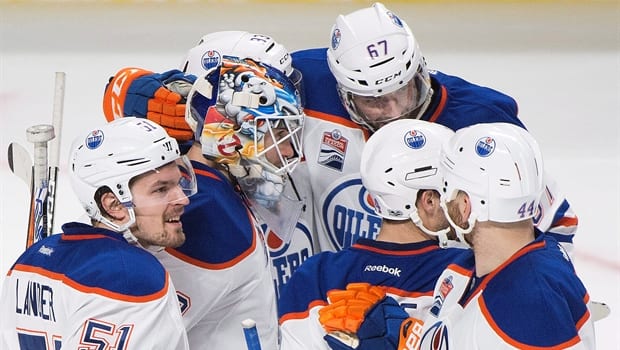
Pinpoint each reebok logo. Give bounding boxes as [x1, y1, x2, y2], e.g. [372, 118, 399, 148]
[364, 264, 401, 277]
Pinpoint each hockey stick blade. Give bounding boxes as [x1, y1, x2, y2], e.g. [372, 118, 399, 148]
[8, 142, 33, 190]
[591, 300, 611, 322]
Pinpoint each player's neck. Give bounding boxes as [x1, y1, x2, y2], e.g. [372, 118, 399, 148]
[376, 219, 433, 244]
[471, 220, 536, 276]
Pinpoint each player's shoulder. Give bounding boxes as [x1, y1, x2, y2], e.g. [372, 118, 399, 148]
[291, 47, 327, 62]
[479, 237, 589, 346]
[58, 223, 169, 299]
[72, 238, 169, 299]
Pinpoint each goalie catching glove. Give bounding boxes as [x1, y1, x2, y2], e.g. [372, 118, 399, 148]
[103, 67, 196, 141]
[318, 282, 424, 350]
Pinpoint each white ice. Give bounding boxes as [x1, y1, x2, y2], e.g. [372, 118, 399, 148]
[1, 2, 618, 347]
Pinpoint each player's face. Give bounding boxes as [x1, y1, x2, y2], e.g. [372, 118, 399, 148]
[445, 191, 474, 245]
[351, 79, 417, 129]
[264, 127, 296, 169]
[129, 162, 190, 248]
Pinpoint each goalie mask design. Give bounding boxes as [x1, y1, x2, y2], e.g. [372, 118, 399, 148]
[181, 31, 303, 98]
[327, 2, 432, 132]
[186, 57, 306, 238]
[185, 56, 304, 176]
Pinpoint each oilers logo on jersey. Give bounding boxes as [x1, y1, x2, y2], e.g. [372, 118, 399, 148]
[320, 175, 382, 250]
[265, 221, 315, 298]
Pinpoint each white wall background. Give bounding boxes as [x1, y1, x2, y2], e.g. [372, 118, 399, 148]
[1, 1, 618, 347]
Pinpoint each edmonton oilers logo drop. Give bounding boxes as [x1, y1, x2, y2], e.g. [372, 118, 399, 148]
[86, 130, 104, 149]
[202, 50, 222, 71]
[404, 129, 426, 149]
[475, 136, 496, 157]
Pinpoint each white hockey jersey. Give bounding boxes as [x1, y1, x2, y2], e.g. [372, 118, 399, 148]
[292, 48, 579, 253]
[154, 161, 284, 350]
[0, 222, 189, 350]
[418, 235, 595, 349]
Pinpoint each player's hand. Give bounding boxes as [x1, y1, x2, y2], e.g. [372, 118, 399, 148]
[318, 283, 420, 350]
[103, 67, 196, 141]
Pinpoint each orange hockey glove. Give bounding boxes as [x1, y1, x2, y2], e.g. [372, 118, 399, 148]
[103, 67, 196, 142]
[318, 282, 421, 350]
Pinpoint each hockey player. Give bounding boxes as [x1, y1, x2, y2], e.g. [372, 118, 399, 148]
[101, 4, 578, 256]
[293, 2, 577, 252]
[319, 123, 596, 350]
[1, 117, 196, 349]
[278, 119, 469, 349]
[103, 31, 317, 299]
[116, 57, 304, 349]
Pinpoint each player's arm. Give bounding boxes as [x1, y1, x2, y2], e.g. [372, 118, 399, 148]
[534, 173, 578, 253]
[318, 283, 422, 350]
[103, 67, 196, 141]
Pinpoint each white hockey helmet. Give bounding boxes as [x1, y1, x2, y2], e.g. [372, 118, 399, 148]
[439, 123, 544, 239]
[185, 56, 304, 175]
[69, 117, 197, 232]
[361, 119, 453, 239]
[327, 2, 431, 132]
[180, 31, 302, 90]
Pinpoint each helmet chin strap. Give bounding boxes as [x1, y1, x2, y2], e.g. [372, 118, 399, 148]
[409, 209, 452, 247]
[412, 87, 433, 120]
[439, 201, 476, 249]
[94, 207, 141, 246]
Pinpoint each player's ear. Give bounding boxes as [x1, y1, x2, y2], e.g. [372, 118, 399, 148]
[456, 191, 472, 220]
[99, 192, 126, 220]
[419, 190, 439, 212]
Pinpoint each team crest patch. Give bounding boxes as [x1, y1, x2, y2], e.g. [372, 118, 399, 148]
[404, 129, 426, 149]
[318, 129, 348, 171]
[430, 275, 454, 316]
[201, 50, 222, 71]
[85, 130, 104, 149]
[475, 136, 496, 157]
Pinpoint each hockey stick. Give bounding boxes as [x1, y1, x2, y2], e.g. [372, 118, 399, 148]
[591, 300, 611, 322]
[47, 72, 66, 236]
[7, 142, 33, 191]
[241, 319, 262, 350]
[25, 124, 55, 248]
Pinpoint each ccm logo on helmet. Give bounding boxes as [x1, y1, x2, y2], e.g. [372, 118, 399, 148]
[375, 70, 402, 85]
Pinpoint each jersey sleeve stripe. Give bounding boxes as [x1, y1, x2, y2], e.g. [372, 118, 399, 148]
[12, 264, 170, 303]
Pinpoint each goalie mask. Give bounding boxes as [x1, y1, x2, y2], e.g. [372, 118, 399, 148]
[361, 119, 456, 246]
[439, 122, 544, 243]
[327, 2, 432, 132]
[185, 56, 304, 176]
[68, 118, 197, 237]
[186, 57, 306, 238]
